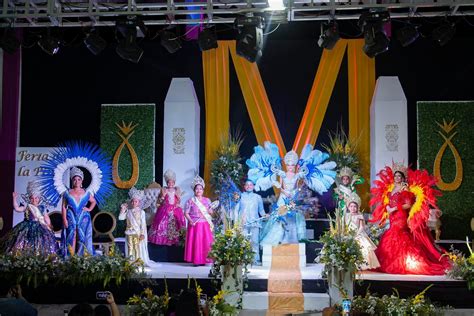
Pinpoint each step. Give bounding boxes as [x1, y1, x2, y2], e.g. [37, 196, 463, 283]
[262, 255, 307, 268]
[242, 291, 329, 311]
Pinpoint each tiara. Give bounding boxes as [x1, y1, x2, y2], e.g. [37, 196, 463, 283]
[128, 187, 145, 200]
[191, 175, 205, 189]
[164, 169, 176, 182]
[338, 166, 354, 179]
[345, 192, 361, 207]
[284, 150, 299, 166]
[26, 180, 42, 198]
[392, 161, 407, 177]
[70, 166, 84, 180]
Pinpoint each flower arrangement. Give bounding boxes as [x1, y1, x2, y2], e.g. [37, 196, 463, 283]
[210, 130, 245, 195]
[322, 126, 361, 173]
[315, 213, 365, 273]
[127, 285, 170, 316]
[0, 246, 144, 288]
[446, 239, 474, 289]
[208, 290, 239, 316]
[208, 227, 254, 309]
[350, 285, 448, 315]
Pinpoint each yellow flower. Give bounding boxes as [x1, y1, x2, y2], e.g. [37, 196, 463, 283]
[144, 287, 154, 299]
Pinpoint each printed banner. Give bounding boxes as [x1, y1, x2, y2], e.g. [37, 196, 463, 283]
[13, 147, 60, 226]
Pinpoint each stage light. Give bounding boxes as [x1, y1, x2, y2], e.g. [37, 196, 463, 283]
[359, 10, 390, 58]
[318, 20, 340, 50]
[161, 29, 182, 54]
[396, 24, 419, 47]
[432, 21, 455, 46]
[198, 26, 218, 51]
[38, 29, 60, 56]
[116, 20, 144, 63]
[235, 14, 264, 63]
[0, 28, 21, 54]
[84, 29, 107, 55]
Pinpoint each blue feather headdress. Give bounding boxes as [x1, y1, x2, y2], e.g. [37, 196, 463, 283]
[38, 141, 114, 207]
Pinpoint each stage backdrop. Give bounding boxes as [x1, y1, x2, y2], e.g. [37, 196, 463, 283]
[417, 101, 474, 240]
[100, 104, 156, 236]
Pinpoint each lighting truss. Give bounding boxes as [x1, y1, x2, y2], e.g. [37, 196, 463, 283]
[1, 0, 474, 28]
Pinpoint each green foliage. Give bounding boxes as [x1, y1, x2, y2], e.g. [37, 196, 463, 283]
[127, 285, 170, 316]
[210, 131, 245, 195]
[350, 285, 449, 315]
[417, 102, 474, 239]
[100, 104, 156, 236]
[316, 212, 365, 273]
[446, 242, 474, 288]
[322, 125, 361, 174]
[0, 246, 144, 288]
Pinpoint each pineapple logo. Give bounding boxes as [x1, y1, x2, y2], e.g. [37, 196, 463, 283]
[113, 121, 140, 189]
[433, 119, 463, 191]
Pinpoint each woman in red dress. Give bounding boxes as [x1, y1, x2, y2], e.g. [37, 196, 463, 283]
[370, 163, 450, 275]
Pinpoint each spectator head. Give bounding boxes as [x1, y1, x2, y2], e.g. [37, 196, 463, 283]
[68, 303, 94, 316]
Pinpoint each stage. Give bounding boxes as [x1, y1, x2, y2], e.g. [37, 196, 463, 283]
[10, 259, 473, 311]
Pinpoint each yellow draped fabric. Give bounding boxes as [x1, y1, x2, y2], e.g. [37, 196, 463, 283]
[347, 39, 376, 208]
[227, 41, 286, 157]
[202, 43, 230, 196]
[293, 40, 348, 153]
[267, 244, 304, 313]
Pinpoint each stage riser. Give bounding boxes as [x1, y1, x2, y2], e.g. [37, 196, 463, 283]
[355, 280, 474, 309]
[242, 292, 330, 311]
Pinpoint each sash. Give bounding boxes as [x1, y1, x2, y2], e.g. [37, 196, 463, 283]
[128, 208, 144, 235]
[192, 197, 214, 231]
[28, 204, 48, 227]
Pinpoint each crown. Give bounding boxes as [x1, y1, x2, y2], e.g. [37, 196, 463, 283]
[338, 166, 354, 179]
[70, 166, 84, 180]
[164, 169, 176, 182]
[191, 174, 205, 189]
[392, 161, 407, 177]
[128, 187, 145, 201]
[26, 180, 42, 198]
[284, 150, 299, 166]
[345, 192, 361, 207]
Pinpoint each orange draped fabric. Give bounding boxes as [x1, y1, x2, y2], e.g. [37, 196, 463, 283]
[347, 39, 376, 208]
[293, 40, 348, 153]
[202, 43, 230, 196]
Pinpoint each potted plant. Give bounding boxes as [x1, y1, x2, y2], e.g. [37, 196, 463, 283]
[208, 227, 254, 309]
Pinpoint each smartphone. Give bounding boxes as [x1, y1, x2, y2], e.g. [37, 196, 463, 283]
[199, 294, 207, 307]
[96, 291, 109, 300]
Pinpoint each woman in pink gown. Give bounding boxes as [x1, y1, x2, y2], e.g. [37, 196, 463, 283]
[184, 175, 214, 265]
[148, 169, 186, 246]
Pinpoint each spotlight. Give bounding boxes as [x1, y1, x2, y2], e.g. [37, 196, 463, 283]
[359, 10, 390, 58]
[84, 29, 107, 55]
[198, 26, 218, 52]
[161, 29, 182, 54]
[396, 24, 419, 47]
[116, 20, 144, 63]
[235, 15, 264, 63]
[318, 20, 340, 50]
[38, 29, 60, 56]
[0, 28, 21, 54]
[432, 21, 455, 46]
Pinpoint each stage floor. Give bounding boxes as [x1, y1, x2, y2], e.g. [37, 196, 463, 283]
[143, 262, 457, 282]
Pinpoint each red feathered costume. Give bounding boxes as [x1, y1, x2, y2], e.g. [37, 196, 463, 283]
[370, 166, 450, 275]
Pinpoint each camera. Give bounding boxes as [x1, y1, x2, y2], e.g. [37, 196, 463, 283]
[96, 291, 109, 300]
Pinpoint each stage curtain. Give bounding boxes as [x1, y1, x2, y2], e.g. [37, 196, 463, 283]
[347, 39, 376, 208]
[227, 41, 286, 157]
[202, 42, 230, 196]
[293, 40, 348, 153]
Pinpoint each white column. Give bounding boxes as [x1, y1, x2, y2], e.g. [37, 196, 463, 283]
[163, 78, 200, 204]
[370, 76, 409, 184]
